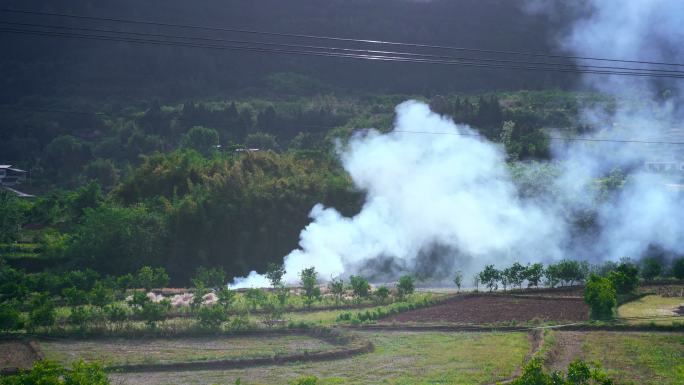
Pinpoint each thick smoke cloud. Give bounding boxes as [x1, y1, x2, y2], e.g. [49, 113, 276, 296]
[230, 0, 684, 287]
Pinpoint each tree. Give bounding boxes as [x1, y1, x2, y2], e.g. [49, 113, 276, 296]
[584, 274, 616, 320]
[375, 286, 390, 304]
[328, 277, 345, 305]
[523, 263, 544, 288]
[453, 271, 463, 292]
[28, 293, 56, 331]
[508, 262, 526, 289]
[500, 267, 513, 291]
[245, 132, 279, 151]
[0, 303, 23, 331]
[265, 263, 286, 288]
[137, 266, 170, 291]
[139, 299, 171, 328]
[180, 126, 219, 156]
[349, 275, 370, 299]
[0, 190, 24, 243]
[472, 274, 480, 292]
[397, 275, 415, 299]
[672, 258, 684, 279]
[89, 282, 114, 308]
[217, 287, 236, 309]
[299, 267, 320, 306]
[192, 266, 225, 289]
[479, 265, 500, 292]
[607, 262, 639, 295]
[640, 257, 662, 281]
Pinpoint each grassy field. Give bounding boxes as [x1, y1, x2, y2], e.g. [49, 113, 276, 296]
[579, 332, 684, 385]
[41, 335, 334, 366]
[618, 295, 684, 325]
[112, 331, 530, 385]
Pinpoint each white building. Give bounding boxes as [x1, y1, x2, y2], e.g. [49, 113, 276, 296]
[0, 165, 27, 186]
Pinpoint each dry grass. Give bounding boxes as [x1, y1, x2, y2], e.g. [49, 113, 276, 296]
[618, 295, 684, 324]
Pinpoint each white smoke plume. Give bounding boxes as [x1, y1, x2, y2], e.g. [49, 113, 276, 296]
[230, 0, 684, 288]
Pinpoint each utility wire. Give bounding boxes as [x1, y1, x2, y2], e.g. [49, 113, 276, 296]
[3, 26, 684, 79]
[3, 8, 684, 69]
[2, 20, 683, 77]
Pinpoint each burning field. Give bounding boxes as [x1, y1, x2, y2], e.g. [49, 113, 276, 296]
[383, 294, 589, 324]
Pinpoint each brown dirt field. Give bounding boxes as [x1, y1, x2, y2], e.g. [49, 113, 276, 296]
[0, 341, 39, 371]
[384, 295, 589, 324]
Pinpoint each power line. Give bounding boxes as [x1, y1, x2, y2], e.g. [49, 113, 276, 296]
[3, 26, 684, 79]
[2, 20, 684, 77]
[3, 8, 684, 69]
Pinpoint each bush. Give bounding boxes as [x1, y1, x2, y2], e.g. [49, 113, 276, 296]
[1, 360, 110, 385]
[0, 303, 24, 331]
[62, 287, 89, 307]
[192, 266, 226, 289]
[349, 275, 370, 299]
[640, 257, 662, 280]
[68, 306, 93, 331]
[291, 375, 319, 385]
[397, 275, 415, 299]
[374, 286, 390, 304]
[196, 306, 228, 329]
[584, 274, 617, 320]
[607, 262, 639, 295]
[139, 299, 170, 328]
[328, 277, 345, 304]
[104, 304, 128, 323]
[28, 293, 56, 330]
[510, 357, 614, 385]
[89, 282, 114, 308]
[136, 266, 169, 291]
[672, 258, 684, 279]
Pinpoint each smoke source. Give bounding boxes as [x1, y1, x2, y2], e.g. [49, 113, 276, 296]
[230, 0, 684, 288]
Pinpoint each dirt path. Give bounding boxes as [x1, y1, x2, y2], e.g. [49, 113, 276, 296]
[546, 332, 584, 373]
[482, 329, 544, 385]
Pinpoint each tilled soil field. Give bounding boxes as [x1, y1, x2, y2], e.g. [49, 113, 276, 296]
[0, 341, 39, 372]
[384, 294, 589, 324]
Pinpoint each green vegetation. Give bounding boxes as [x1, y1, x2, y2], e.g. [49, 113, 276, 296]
[584, 274, 617, 320]
[510, 357, 615, 385]
[579, 332, 684, 385]
[1, 360, 110, 385]
[618, 294, 684, 324]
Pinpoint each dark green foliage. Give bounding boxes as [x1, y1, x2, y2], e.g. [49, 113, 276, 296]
[88, 282, 114, 308]
[607, 262, 639, 295]
[128, 291, 150, 308]
[349, 275, 370, 299]
[139, 299, 171, 328]
[479, 265, 500, 292]
[192, 266, 226, 289]
[397, 275, 415, 299]
[672, 258, 684, 279]
[584, 274, 617, 320]
[68, 206, 164, 276]
[640, 257, 662, 280]
[545, 260, 589, 287]
[62, 287, 89, 307]
[0, 190, 25, 243]
[28, 293, 56, 330]
[68, 306, 92, 331]
[510, 357, 614, 385]
[136, 266, 170, 291]
[300, 267, 320, 306]
[0, 303, 24, 331]
[180, 126, 219, 156]
[196, 306, 228, 329]
[265, 263, 286, 288]
[524, 263, 544, 288]
[104, 304, 128, 323]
